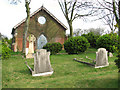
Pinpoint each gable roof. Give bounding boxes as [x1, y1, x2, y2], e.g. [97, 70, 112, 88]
[12, 6, 67, 33]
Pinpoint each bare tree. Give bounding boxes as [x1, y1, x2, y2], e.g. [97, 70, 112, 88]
[22, 0, 31, 54]
[113, 0, 120, 72]
[9, 0, 31, 54]
[58, 0, 96, 37]
[86, 28, 105, 35]
[92, 0, 117, 33]
[96, 0, 120, 72]
[100, 10, 116, 33]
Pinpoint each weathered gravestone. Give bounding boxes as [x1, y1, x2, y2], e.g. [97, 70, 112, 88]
[109, 52, 113, 57]
[95, 48, 109, 68]
[26, 34, 36, 58]
[37, 34, 47, 49]
[32, 49, 53, 76]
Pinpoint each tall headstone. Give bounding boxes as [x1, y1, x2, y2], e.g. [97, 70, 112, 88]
[37, 34, 47, 49]
[26, 34, 36, 58]
[95, 48, 109, 68]
[32, 49, 53, 76]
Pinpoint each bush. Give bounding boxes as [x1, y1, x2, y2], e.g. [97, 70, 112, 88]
[64, 36, 90, 54]
[2, 44, 11, 60]
[82, 32, 100, 48]
[96, 34, 116, 53]
[43, 42, 62, 55]
[108, 33, 118, 47]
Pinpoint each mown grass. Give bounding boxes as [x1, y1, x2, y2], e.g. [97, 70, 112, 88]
[0, 41, 2, 90]
[2, 48, 118, 88]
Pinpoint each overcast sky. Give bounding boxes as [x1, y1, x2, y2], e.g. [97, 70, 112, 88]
[0, 0, 108, 38]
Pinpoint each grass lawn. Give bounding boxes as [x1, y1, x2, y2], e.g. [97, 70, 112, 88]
[0, 65, 1, 89]
[0, 42, 2, 90]
[2, 48, 118, 88]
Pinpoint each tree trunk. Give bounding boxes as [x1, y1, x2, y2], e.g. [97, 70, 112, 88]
[69, 21, 73, 37]
[118, 1, 120, 73]
[22, 0, 30, 54]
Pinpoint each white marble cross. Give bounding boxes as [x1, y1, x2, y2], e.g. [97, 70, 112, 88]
[26, 34, 36, 58]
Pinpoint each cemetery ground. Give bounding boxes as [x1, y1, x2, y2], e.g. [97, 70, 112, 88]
[2, 48, 118, 88]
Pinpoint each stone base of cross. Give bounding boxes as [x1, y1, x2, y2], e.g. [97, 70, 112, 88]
[26, 53, 34, 58]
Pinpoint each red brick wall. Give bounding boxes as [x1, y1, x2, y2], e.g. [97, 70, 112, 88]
[14, 9, 66, 52]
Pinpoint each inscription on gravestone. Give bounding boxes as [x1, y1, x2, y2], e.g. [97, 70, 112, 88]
[37, 34, 47, 49]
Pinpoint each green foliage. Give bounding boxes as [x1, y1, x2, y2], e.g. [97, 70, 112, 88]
[114, 54, 120, 72]
[64, 36, 90, 54]
[2, 37, 12, 49]
[82, 32, 100, 48]
[1, 36, 12, 60]
[96, 34, 116, 53]
[108, 33, 118, 47]
[2, 44, 11, 60]
[43, 42, 62, 55]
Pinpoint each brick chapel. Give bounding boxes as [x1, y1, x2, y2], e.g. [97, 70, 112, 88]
[11, 6, 67, 52]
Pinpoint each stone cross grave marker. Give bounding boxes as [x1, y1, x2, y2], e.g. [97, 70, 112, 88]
[32, 49, 53, 76]
[26, 34, 36, 58]
[37, 34, 47, 49]
[95, 48, 109, 68]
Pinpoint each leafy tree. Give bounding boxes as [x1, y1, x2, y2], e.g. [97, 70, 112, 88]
[1, 34, 12, 59]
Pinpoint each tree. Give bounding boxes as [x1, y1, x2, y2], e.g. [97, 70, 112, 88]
[58, 0, 96, 37]
[9, 0, 31, 54]
[87, 28, 105, 35]
[73, 28, 105, 36]
[97, 0, 120, 73]
[73, 29, 82, 36]
[22, 0, 31, 54]
[95, 0, 116, 33]
[112, 0, 120, 73]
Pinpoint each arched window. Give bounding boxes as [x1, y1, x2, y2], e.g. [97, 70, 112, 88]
[37, 34, 47, 49]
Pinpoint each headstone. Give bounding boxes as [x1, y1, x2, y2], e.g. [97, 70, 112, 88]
[26, 34, 36, 58]
[95, 48, 109, 68]
[109, 52, 113, 57]
[32, 49, 53, 76]
[37, 34, 47, 49]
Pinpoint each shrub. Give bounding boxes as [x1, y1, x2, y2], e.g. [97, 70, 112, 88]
[82, 32, 100, 48]
[64, 36, 90, 54]
[96, 34, 116, 53]
[2, 44, 11, 60]
[108, 33, 118, 47]
[43, 42, 62, 55]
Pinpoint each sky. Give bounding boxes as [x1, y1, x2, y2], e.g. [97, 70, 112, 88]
[0, 0, 109, 39]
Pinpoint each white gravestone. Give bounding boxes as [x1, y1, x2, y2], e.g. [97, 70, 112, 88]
[26, 34, 36, 58]
[95, 48, 109, 68]
[32, 49, 53, 76]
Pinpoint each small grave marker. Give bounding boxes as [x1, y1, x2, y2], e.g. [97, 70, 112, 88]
[95, 48, 109, 68]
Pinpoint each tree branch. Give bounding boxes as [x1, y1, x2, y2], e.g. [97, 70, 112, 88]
[113, 0, 119, 23]
[70, 1, 77, 20]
